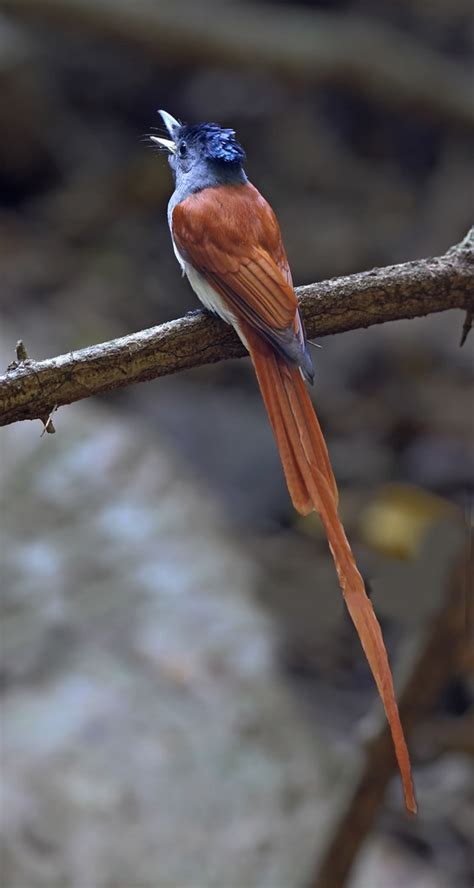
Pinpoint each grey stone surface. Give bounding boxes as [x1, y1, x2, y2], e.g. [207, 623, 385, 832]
[0, 394, 340, 888]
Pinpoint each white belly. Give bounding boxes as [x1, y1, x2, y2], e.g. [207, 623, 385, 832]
[184, 261, 238, 328]
[172, 237, 248, 348]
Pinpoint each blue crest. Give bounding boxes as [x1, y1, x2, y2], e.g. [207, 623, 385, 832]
[179, 122, 246, 165]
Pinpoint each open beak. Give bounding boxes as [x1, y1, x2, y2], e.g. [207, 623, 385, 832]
[150, 109, 181, 153]
[150, 135, 176, 153]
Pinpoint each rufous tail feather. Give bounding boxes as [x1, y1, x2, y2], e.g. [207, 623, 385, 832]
[242, 322, 417, 814]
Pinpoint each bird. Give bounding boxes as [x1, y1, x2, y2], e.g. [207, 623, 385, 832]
[151, 110, 416, 814]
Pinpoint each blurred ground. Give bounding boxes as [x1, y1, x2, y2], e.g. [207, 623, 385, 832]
[1, 400, 340, 888]
[0, 1, 473, 886]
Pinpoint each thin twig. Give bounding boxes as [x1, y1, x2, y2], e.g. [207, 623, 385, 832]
[460, 308, 472, 347]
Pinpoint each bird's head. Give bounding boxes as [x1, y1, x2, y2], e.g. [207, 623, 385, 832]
[150, 110, 246, 190]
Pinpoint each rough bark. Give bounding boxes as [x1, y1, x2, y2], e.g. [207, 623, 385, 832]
[1, 229, 472, 429]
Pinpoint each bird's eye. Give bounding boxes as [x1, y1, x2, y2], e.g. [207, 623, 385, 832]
[178, 140, 187, 158]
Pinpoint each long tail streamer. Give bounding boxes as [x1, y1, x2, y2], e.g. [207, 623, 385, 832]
[243, 321, 417, 814]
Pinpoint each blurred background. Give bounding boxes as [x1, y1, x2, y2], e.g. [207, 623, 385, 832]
[0, 1, 473, 886]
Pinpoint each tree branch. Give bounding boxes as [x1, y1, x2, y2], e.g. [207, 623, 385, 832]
[2, 0, 474, 127]
[1, 229, 473, 429]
